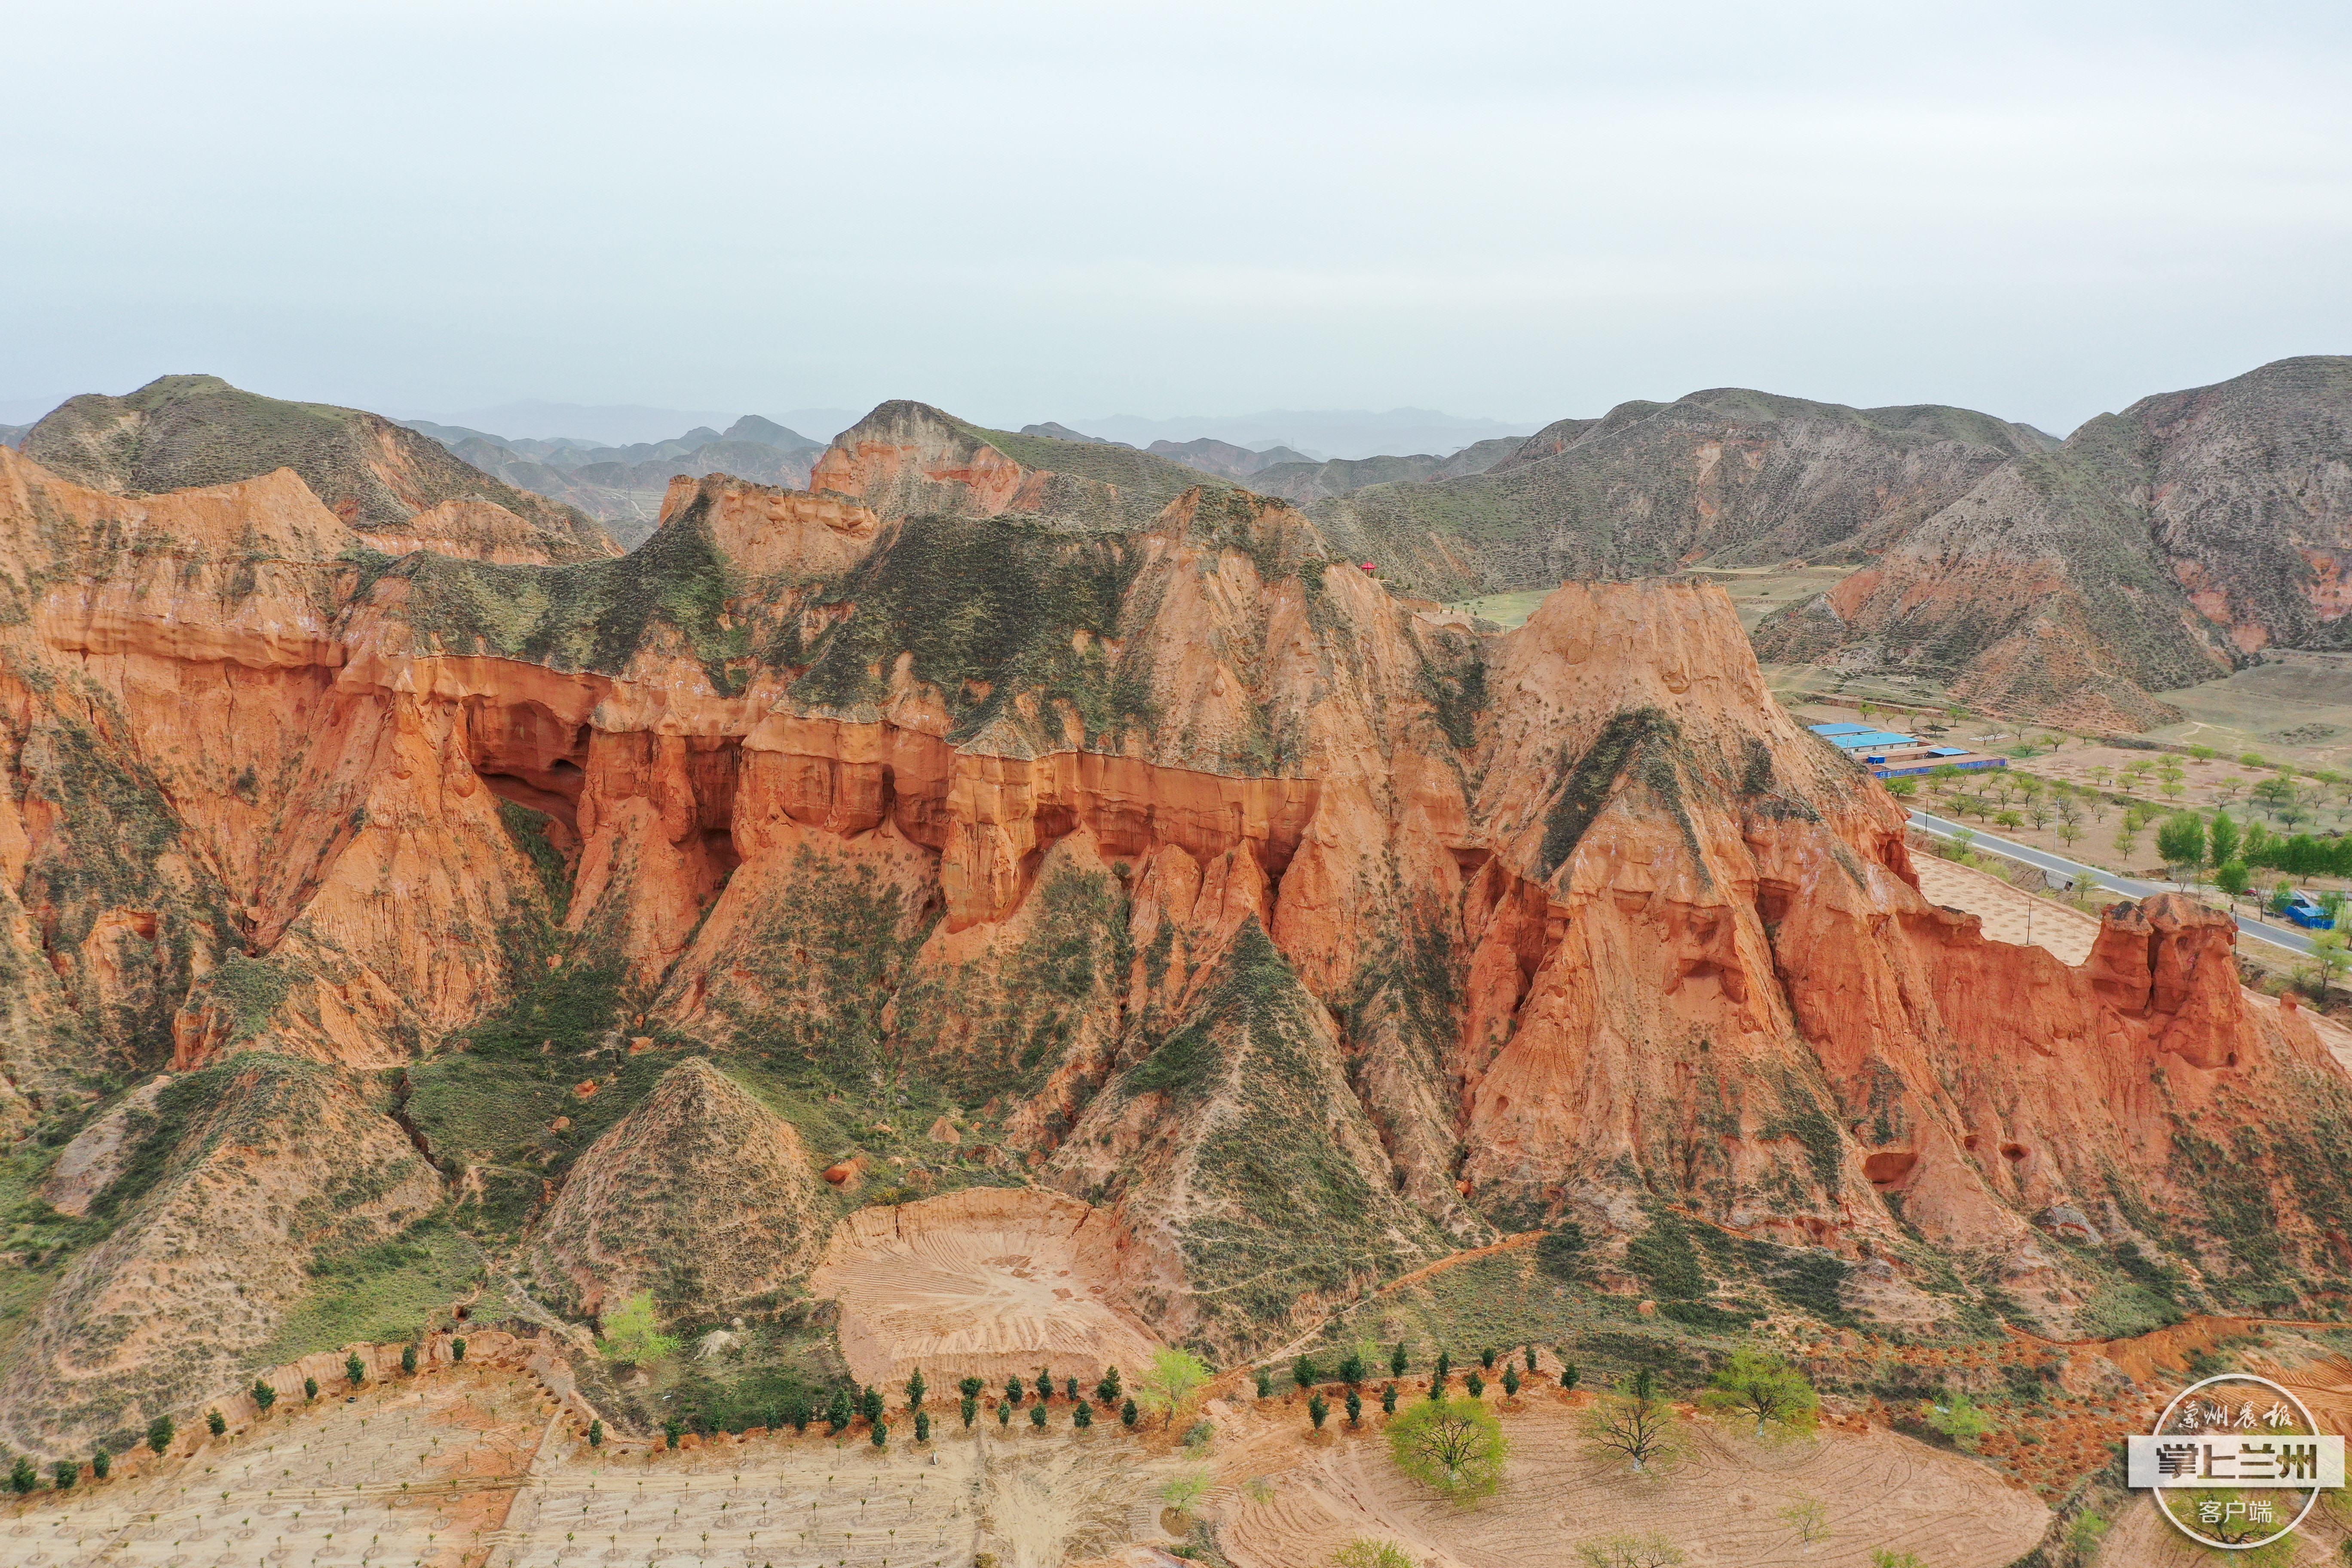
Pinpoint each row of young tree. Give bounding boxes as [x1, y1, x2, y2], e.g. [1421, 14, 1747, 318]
[637, 1348, 1218, 1452]
[10, 1341, 468, 1495]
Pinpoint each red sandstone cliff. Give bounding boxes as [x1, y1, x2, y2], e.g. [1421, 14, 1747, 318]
[2, 407, 2345, 1456]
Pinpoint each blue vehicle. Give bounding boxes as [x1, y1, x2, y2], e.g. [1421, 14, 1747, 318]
[2279, 890, 2337, 930]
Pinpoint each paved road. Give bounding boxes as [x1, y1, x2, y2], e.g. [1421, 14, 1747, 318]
[1906, 809, 2318, 956]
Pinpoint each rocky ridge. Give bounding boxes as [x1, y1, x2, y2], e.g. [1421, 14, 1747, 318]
[23, 375, 618, 566]
[0, 399, 2345, 1461]
[1756, 355, 2352, 726]
[1303, 388, 2056, 594]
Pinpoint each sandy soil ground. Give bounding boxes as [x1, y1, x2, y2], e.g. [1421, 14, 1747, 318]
[810, 1189, 1164, 1389]
[1913, 855, 2102, 965]
[4, 1366, 557, 1568]
[1210, 1391, 2044, 1568]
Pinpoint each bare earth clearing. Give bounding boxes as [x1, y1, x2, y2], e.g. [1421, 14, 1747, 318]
[810, 1189, 1165, 1388]
[4, 1368, 2046, 1568]
[1205, 1393, 2042, 1568]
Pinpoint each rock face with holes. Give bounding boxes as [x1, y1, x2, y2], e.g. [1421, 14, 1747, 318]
[1, 391, 2346, 1459]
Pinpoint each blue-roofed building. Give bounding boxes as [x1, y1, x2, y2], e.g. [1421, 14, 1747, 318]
[1806, 720, 2006, 778]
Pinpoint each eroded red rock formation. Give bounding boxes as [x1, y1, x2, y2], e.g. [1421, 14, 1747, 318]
[3, 402, 2345, 1457]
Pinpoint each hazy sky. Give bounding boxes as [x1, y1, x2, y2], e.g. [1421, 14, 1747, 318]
[7, 0, 2348, 437]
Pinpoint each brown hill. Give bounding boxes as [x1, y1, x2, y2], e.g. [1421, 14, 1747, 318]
[1756, 355, 2352, 726]
[527, 1057, 832, 1317]
[1303, 389, 2054, 593]
[23, 374, 619, 564]
[0, 420, 2343, 1458]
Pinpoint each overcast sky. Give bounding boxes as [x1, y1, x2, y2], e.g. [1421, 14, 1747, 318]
[6, 0, 2348, 438]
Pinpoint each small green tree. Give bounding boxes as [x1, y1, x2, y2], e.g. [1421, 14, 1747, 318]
[401, 1343, 418, 1375]
[1035, 1365, 1054, 1401]
[147, 1414, 175, 1455]
[588, 1419, 603, 1448]
[1559, 1358, 1580, 1392]
[1503, 1366, 1521, 1398]
[450, 1337, 467, 1363]
[916, 1409, 933, 1441]
[906, 1368, 926, 1411]
[304, 1376, 318, 1401]
[1523, 1344, 1538, 1372]
[1332, 1542, 1416, 1568]
[1006, 1375, 1025, 1405]
[860, 1386, 884, 1423]
[959, 1374, 984, 1399]
[2156, 813, 2206, 885]
[1386, 1396, 1507, 1500]
[1338, 1350, 1367, 1387]
[1582, 1369, 1683, 1474]
[1071, 1400, 1091, 1430]
[2209, 810, 2241, 866]
[997, 1400, 1012, 1427]
[1699, 1351, 1818, 1440]
[345, 1353, 366, 1387]
[870, 1418, 888, 1449]
[1434, 1349, 1451, 1383]
[1096, 1366, 1122, 1404]
[598, 1292, 677, 1364]
[1293, 1354, 1322, 1393]
[1381, 1383, 1399, 1415]
[960, 1394, 978, 1428]
[662, 1417, 682, 1449]
[1139, 1347, 1211, 1421]
[206, 1409, 227, 1437]
[1161, 1469, 1212, 1515]
[1029, 1401, 1047, 1430]
[50, 1459, 77, 1491]
[1309, 1393, 1330, 1429]
[251, 1379, 277, 1414]
[1390, 1341, 1410, 1378]
[1778, 1494, 1828, 1541]
[1574, 1534, 1687, 1568]
[825, 1387, 853, 1435]
[1254, 1368, 1274, 1399]
[8, 1456, 35, 1494]
[1121, 1398, 1138, 1428]
[1346, 1388, 1363, 1427]
[1465, 1371, 1485, 1399]
[90, 1448, 110, 1481]
[2217, 860, 2253, 897]
[1479, 1347, 1497, 1370]
[1924, 1392, 1991, 1449]
[2309, 929, 2351, 998]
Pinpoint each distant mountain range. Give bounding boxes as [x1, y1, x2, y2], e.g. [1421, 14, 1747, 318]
[394, 415, 828, 546]
[416, 400, 864, 448]
[1043, 407, 1543, 460]
[13, 361, 2351, 731]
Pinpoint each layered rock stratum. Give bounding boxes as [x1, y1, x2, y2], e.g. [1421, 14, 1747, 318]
[2, 393, 2347, 1461]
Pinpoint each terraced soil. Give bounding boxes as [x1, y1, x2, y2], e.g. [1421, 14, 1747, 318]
[810, 1191, 1164, 1388]
[5, 1366, 557, 1568]
[1211, 1393, 2043, 1568]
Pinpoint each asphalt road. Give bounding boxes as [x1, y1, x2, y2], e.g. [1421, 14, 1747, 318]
[1906, 809, 2318, 956]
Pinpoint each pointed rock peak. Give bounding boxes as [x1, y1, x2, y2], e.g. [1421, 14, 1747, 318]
[652, 471, 881, 579]
[528, 1055, 833, 1317]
